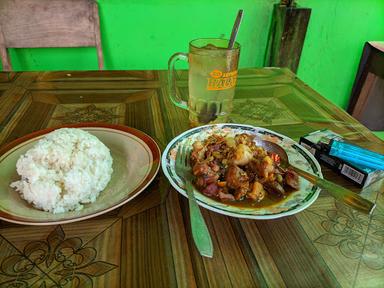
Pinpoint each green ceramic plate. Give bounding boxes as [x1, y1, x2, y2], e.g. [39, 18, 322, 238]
[0, 123, 160, 225]
[162, 124, 322, 219]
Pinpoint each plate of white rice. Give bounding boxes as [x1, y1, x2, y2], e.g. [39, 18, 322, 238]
[0, 123, 160, 225]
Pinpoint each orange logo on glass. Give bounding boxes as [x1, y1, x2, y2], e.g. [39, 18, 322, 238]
[207, 69, 238, 90]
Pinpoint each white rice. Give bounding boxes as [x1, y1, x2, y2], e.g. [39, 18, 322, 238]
[10, 128, 113, 214]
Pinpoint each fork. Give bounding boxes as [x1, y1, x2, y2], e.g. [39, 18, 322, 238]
[175, 143, 213, 258]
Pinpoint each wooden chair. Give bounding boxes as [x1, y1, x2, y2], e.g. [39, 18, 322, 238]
[0, 0, 104, 71]
[347, 41, 384, 131]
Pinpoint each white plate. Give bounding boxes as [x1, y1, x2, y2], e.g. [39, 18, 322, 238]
[162, 124, 322, 219]
[0, 123, 160, 225]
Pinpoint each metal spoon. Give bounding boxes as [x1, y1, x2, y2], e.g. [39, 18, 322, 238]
[228, 9, 244, 49]
[255, 139, 376, 215]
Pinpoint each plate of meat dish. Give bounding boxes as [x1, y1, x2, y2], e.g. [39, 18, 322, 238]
[162, 124, 322, 219]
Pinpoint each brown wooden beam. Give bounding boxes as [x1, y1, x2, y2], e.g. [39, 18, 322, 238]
[264, 4, 311, 73]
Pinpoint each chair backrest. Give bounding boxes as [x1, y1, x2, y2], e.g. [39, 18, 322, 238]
[0, 0, 103, 71]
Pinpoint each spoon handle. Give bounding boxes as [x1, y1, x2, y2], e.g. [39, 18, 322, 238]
[289, 165, 375, 215]
[228, 9, 243, 49]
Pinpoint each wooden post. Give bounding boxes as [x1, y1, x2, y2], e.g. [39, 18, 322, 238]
[264, 3, 311, 73]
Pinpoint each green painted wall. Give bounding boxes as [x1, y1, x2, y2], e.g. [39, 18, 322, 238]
[2, 0, 384, 109]
[297, 0, 384, 108]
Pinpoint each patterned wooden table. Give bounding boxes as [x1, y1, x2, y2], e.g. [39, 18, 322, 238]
[0, 68, 383, 287]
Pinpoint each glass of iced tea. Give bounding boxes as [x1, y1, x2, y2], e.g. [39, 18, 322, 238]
[168, 38, 240, 127]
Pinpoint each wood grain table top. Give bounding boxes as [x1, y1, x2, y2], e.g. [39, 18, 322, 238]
[0, 68, 383, 287]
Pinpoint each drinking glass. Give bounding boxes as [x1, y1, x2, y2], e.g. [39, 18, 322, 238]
[168, 38, 240, 127]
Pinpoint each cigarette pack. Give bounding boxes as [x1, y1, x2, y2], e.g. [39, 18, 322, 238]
[299, 129, 384, 188]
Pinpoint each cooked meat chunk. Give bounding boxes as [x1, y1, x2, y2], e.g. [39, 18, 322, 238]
[194, 174, 219, 189]
[264, 181, 286, 196]
[247, 181, 265, 201]
[192, 163, 211, 176]
[285, 170, 299, 190]
[218, 191, 235, 201]
[247, 157, 274, 180]
[202, 183, 219, 197]
[260, 156, 275, 179]
[234, 182, 249, 200]
[226, 165, 248, 189]
[192, 162, 219, 189]
[232, 143, 253, 166]
[226, 165, 249, 200]
[190, 144, 206, 164]
[209, 162, 220, 172]
[195, 176, 206, 188]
